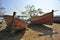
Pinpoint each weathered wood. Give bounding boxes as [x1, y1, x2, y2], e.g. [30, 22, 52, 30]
[2, 12, 28, 33]
[29, 10, 54, 25]
[4, 12, 16, 33]
[10, 12, 16, 33]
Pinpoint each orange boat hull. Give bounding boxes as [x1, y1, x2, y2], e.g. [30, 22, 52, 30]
[3, 15, 28, 29]
[29, 10, 54, 25]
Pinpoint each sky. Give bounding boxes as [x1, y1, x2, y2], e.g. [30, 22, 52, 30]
[0, 0, 60, 16]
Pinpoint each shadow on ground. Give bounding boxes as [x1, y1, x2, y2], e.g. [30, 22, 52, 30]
[28, 24, 53, 34]
[54, 22, 60, 24]
[28, 24, 59, 37]
[0, 29, 25, 40]
[28, 24, 58, 40]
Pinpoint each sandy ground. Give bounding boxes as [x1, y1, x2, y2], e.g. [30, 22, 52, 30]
[0, 23, 60, 40]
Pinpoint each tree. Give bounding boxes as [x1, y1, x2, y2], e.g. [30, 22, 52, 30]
[21, 5, 43, 18]
[38, 8, 43, 14]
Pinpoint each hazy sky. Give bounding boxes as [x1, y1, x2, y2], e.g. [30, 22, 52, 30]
[1, 0, 60, 16]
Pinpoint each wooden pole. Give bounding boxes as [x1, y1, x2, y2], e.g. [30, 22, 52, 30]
[10, 12, 16, 34]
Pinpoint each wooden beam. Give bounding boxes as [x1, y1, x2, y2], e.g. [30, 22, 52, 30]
[11, 12, 16, 34]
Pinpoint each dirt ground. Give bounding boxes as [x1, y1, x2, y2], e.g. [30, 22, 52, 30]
[0, 23, 60, 40]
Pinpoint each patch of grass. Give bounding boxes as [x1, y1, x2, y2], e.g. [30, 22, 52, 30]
[0, 23, 7, 27]
[0, 23, 7, 31]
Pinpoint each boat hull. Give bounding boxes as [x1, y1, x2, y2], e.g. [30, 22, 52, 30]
[3, 15, 28, 30]
[29, 10, 54, 25]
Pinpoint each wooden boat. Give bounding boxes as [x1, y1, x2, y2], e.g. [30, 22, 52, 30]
[29, 10, 54, 25]
[3, 15, 28, 29]
[2, 12, 28, 32]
